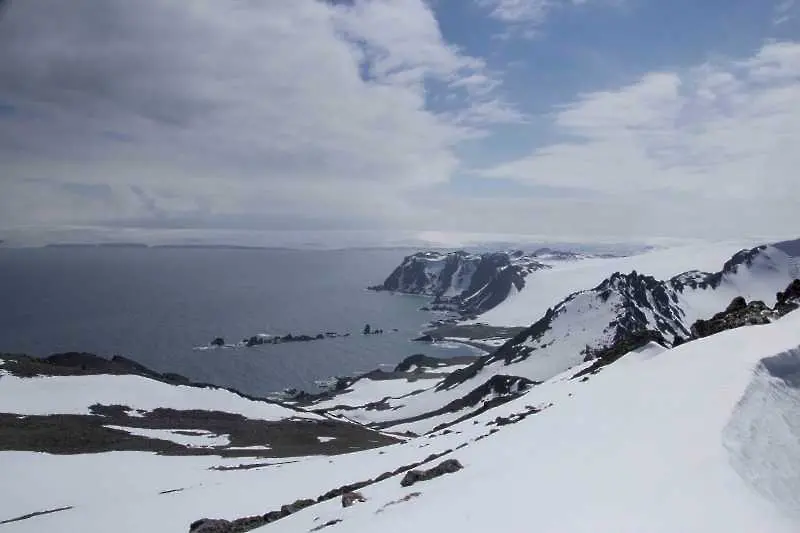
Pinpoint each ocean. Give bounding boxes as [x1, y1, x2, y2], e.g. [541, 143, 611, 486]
[0, 246, 481, 396]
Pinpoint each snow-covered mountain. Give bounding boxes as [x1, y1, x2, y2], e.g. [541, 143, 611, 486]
[368, 250, 549, 317]
[4, 290, 799, 532]
[369, 247, 637, 318]
[310, 243, 797, 434]
[3, 240, 800, 533]
[440, 244, 796, 388]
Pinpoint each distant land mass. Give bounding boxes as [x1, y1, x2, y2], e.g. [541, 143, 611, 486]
[44, 242, 148, 248]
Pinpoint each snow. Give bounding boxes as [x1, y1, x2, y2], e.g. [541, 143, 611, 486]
[722, 348, 800, 517]
[0, 373, 321, 421]
[104, 426, 232, 448]
[310, 377, 434, 410]
[3, 238, 800, 532]
[476, 241, 757, 327]
[317, 436, 336, 443]
[258, 311, 800, 533]
[678, 245, 796, 324]
[3, 313, 800, 532]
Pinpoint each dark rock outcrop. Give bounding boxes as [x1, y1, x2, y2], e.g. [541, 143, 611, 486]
[0, 352, 190, 384]
[310, 519, 343, 532]
[572, 330, 667, 380]
[190, 519, 231, 533]
[400, 459, 463, 487]
[369, 250, 549, 317]
[776, 279, 800, 317]
[393, 353, 477, 373]
[690, 298, 774, 339]
[341, 491, 367, 508]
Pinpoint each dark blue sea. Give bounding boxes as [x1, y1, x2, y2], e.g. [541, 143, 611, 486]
[0, 246, 480, 396]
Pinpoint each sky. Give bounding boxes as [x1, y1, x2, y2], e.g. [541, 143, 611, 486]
[0, 0, 799, 246]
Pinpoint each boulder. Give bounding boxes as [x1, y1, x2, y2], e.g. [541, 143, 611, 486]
[400, 459, 463, 487]
[211, 337, 225, 347]
[341, 491, 367, 508]
[726, 296, 747, 313]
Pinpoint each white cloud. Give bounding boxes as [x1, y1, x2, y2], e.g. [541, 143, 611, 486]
[0, 0, 518, 228]
[475, 42, 800, 238]
[476, 0, 623, 36]
[477, 0, 550, 25]
[774, 0, 796, 25]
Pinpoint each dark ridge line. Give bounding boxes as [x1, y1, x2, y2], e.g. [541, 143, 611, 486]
[0, 352, 323, 420]
[159, 488, 185, 495]
[1, 506, 74, 525]
[190, 448, 457, 533]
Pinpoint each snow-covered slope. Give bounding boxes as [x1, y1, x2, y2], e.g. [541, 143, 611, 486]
[0, 354, 398, 459]
[6, 301, 798, 532]
[369, 250, 548, 316]
[251, 310, 800, 533]
[440, 244, 795, 390]
[477, 240, 759, 327]
[3, 241, 800, 533]
[316, 244, 796, 433]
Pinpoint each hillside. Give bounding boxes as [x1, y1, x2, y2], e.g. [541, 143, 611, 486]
[2, 241, 799, 532]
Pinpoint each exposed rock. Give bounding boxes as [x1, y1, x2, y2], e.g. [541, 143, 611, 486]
[376, 492, 421, 514]
[411, 334, 438, 343]
[211, 337, 225, 347]
[369, 250, 549, 317]
[393, 353, 477, 373]
[572, 330, 668, 380]
[190, 519, 231, 533]
[691, 298, 775, 339]
[726, 296, 748, 313]
[400, 459, 463, 487]
[341, 491, 367, 507]
[776, 279, 800, 317]
[310, 519, 343, 532]
[376, 374, 536, 432]
[281, 498, 316, 515]
[0, 352, 191, 384]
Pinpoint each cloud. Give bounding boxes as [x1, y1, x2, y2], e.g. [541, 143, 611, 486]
[774, 0, 796, 25]
[476, 0, 623, 37]
[475, 41, 800, 238]
[0, 0, 519, 229]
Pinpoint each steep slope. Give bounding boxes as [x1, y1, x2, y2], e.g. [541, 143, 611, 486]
[314, 246, 797, 433]
[368, 251, 548, 317]
[6, 312, 799, 532]
[171, 303, 800, 533]
[442, 244, 795, 390]
[242, 310, 800, 533]
[4, 256, 800, 533]
[476, 241, 759, 327]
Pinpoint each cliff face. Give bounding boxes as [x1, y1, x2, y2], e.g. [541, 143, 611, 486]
[369, 250, 548, 317]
